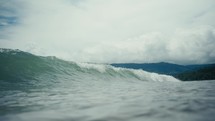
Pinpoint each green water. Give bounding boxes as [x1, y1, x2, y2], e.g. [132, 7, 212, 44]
[0, 49, 215, 121]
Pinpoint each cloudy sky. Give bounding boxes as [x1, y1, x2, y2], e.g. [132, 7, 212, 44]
[0, 0, 215, 64]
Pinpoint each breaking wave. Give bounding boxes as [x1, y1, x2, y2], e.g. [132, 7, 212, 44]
[0, 48, 179, 89]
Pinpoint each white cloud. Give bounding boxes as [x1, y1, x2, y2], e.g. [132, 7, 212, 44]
[0, 0, 215, 64]
[167, 26, 215, 64]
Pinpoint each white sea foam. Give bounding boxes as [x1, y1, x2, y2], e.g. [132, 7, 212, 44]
[76, 63, 108, 73]
[75, 62, 180, 82]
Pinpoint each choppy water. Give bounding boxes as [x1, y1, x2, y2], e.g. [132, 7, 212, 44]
[0, 49, 215, 121]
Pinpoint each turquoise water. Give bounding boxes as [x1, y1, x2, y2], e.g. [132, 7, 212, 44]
[0, 49, 215, 121]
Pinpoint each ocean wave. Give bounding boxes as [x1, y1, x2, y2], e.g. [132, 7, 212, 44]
[0, 48, 180, 86]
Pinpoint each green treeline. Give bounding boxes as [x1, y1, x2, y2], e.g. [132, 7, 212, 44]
[174, 65, 215, 81]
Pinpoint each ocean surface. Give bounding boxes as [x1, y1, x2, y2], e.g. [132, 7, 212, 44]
[0, 49, 215, 121]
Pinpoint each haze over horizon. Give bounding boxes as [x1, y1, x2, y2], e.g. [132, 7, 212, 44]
[0, 0, 215, 64]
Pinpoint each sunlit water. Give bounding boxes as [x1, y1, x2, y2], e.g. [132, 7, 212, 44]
[1, 80, 215, 121]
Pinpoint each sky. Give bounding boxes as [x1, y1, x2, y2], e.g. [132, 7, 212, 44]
[0, 0, 215, 64]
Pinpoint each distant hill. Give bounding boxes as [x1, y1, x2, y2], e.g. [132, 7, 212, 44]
[174, 65, 215, 81]
[111, 62, 211, 75]
[111, 62, 215, 81]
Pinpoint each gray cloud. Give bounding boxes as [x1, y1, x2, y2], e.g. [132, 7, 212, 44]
[0, 0, 215, 64]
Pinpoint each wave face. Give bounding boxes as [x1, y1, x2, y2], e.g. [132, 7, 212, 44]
[0, 48, 179, 88]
